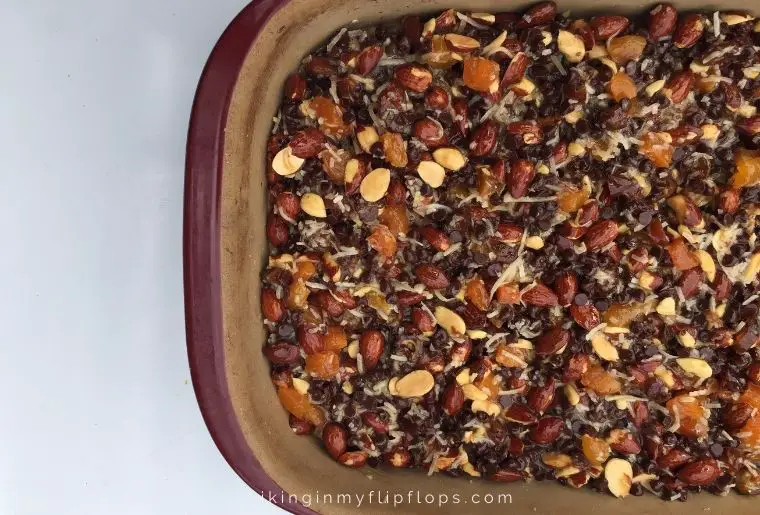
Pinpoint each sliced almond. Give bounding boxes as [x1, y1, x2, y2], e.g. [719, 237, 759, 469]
[605, 458, 633, 498]
[300, 193, 327, 218]
[470, 12, 495, 24]
[638, 271, 658, 290]
[677, 331, 696, 348]
[395, 370, 435, 397]
[591, 333, 620, 362]
[700, 124, 720, 141]
[645, 79, 665, 97]
[510, 77, 536, 96]
[347, 341, 359, 359]
[742, 252, 760, 284]
[568, 142, 586, 156]
[654, 366, 676, 388]
[455, 367, 472, 385]
[292, 377, 310, 395]
[435, 306, 466, 336]
[565, 383, 580, 406]
[388, 376, 399, 395]
[357, 126, 379, 153]
[721, 13, 754, 25]
[656, 297, 676, 316]
[344, 158, 361, 185]
[359, 168, 391, 202]
[676, 357, 713, 378]
[462, 383, 488, 401]
[564, 109, 584, 124]
[471, 399, 501, 416]
[444, 33, 480, 52]
[467, 329, 488, 339]
[422, 18, 436, 38]
[525, 236, 544, 249]
[588, 44, 608, 59]
[542, 453, 573, 469]
[557, 30, 585, 63]
[696, 249, 716, 282]
[432, 147, 466, 171]
[417, 160, 446, 188]
[272, 146, 305, 176]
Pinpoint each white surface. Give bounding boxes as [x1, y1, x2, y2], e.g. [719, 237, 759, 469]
[0, 1, 283, 514]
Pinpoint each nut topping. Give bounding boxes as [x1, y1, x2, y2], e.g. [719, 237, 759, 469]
[263, 4, 760, 501]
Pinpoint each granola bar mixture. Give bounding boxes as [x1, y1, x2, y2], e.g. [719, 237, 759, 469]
[260, 2, 760, 500]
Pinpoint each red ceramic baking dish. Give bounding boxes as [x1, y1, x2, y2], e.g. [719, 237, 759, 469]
[184, 1, 759, 513]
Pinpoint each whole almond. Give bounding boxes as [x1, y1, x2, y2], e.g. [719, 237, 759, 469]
[284, 73, 307, 101]
[297, 324, 325, 354]
[338, 451, 367, 468]
[607, 429, 641, 454]
[570, 303, 601, 330]
[713, 270, 732, 301]
[419, 226, 451, 251]
[591, 15, 630, 40]
[394, 63, 433, 92]
[527, 379, 556, 414]
[535, 327, 571, 356]
[356, 45, 383, 75]
[442, 383, 465, 416]
[563, 353, 590, 381]
[413, 118, 448, 148]
[522, 283, 559, 307]
[722, 402, 754, 430]
[361, 411, 389, 433]
[531, 416, 565, 444]
[261, 287, 284, 322]
[497, 222, 524, 243]
[649, 4, 678, 39]
[289, 127, 326, 158]
[508, 159, 535, 198]
[396, 291, 424, 306]
[264, 342, 301, 365]
[469, 120, 499, 156]
[501, 52, 530, 86]
[554, 272, 578, 306]
[677, 459, 720, 486]
[276, 192, 300, 219]
[507, 120, 543, 144]
[673, 13, 704, 48]
[344, 157, 367, 195]
[518, 1, 557, 28]
[678, 268, 703, 298]
[451, 98, 469, 137]
[412, 307, 436, 333]
[664, 70, 695, 104]
[444, 33, 480, 52]
[505, 403, 539, 424]
[425, 86, 449, 109]
[359, 329, 385, 369]
[322, 423, 348, 459]
[266, 215, 290, 246]
[414, 263, 450, 290]
[289, 414, 314, 435]
[584, 220, 618, 251]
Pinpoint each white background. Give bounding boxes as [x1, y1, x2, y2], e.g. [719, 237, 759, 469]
[1, 1, 282, 514]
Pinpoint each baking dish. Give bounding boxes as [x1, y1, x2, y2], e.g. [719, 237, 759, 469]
[184, 1, 759, 513]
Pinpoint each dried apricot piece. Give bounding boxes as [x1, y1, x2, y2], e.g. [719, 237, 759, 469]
[294, 259, 317, 280]
[463, 57, 500, 93]
[739, 383, 760, 411]
[305, 351, 341, 378]
[465, 277, 490, 311]
[368, 224, 397, 260]
[319, 147, 351, 184]
[323, 325, 348, 351]
[557, 183, 589, 213]
[581, 363, 621, 395]
[639, 132, 674, 168]
[287, 279, 310, 310]
[381, 132, 408, 168]
[607, 71, 637, 102]
[667, 238, 700, 271]
[496, 284, 521, 304]
[602, 300, 655, 327]
[379, 204, 409, 236]
[474, 372, 501, 401]
[738, 413, 760, 451]
[581, 434, 611, 466]
[307, 96, 349, 137]
[732, 148, 760, 189]
[278, 386, 325, 426]
[666, 395, 708, 439]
